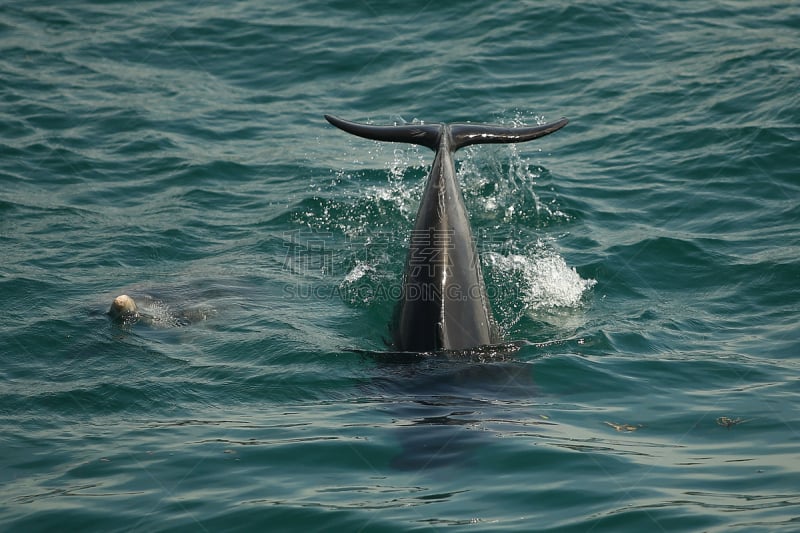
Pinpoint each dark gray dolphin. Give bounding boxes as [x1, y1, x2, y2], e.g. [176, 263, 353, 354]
[325, 114, 568, 352]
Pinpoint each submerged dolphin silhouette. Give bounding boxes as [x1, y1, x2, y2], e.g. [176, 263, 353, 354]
[325, 114, 568, 352]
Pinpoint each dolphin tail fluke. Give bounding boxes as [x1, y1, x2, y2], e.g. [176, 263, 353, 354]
[324, 114, 568, 152]
[451, 117, 569, 150]
[324, 114, 441, 150]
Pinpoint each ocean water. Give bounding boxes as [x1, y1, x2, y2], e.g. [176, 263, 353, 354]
[1, 1, 799, 531]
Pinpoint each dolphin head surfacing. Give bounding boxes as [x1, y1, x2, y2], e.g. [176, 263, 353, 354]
[325, 114, 568, 352]
[109, 294, 139, 322]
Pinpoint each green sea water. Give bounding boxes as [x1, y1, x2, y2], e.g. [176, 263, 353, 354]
[2, 1, 799, 531]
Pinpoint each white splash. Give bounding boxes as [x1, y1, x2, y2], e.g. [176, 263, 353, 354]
[488, 249, 595, 310]
[342, 261, 375, 284]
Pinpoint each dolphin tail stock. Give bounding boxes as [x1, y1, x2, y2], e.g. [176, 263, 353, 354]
[450, 117, 569, 150]
[324, 114, 441, 150]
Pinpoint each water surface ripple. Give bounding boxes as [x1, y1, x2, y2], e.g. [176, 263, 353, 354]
[1, 1, 798, 531]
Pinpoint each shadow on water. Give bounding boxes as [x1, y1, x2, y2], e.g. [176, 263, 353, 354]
[351, 343, 560, 472]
